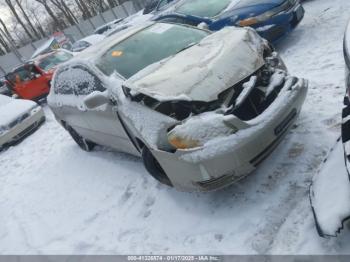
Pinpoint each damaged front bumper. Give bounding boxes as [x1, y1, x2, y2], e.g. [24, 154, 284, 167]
[151, 77, 308, 192]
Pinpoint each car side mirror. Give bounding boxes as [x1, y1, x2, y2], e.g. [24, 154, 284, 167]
[84, 91, 110, 109]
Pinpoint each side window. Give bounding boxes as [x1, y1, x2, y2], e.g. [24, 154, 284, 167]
[54, 65, 105, 96]
[15, 67, 31, 82]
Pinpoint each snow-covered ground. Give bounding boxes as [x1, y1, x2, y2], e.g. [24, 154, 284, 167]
[1, 0, 350, 255]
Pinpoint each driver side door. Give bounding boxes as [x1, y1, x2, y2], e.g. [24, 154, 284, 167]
[71, 66, 139, 156]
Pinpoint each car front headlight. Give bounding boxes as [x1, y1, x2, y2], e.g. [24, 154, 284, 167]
[238, 0, 293, 27]
[167, 113, 239, 150]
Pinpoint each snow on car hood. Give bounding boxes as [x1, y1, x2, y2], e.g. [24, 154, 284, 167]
[0, 95, 37, 128]
[125, 27, 266, 102]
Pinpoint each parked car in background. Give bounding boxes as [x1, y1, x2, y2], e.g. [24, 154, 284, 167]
[143, 0, 178, 14]
[0, 78, 11, 96]
[310, 21, 350, 237]
[5, 49, 73, 101]
[72, 34, 106, 52]
[0, 94, 45, 151]
[154, 0, 305, 43]
[94, 19, 124, 35]
[31, 33, 73, 59]
[48, 22, 308, 192]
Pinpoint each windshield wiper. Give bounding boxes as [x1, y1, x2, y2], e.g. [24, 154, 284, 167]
[175, 42, 197, 54]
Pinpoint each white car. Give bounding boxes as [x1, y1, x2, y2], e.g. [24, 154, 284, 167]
[72, 34, 106, 52]
[0, 95, 45, 151]
[48, 22, 308, 192]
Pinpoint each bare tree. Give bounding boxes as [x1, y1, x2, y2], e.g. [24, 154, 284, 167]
[15, 0, 41, 39]
[34, 0, 66, 30]
[0, 18, 23, 60]
[26, 3, 47, 38]
[106, 0, 118, 8]
[73, 0, 93, 19]
[0, 32, 10, 54]
[50, 0, 78, 25]
[5, 0, 35, 41]
[0, 18, 16, 46]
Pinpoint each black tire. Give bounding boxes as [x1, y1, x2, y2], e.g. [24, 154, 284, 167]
[141, 147, 173, 187]
[66, 125, 96, 152]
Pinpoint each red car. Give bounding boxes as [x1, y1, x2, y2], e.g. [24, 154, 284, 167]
[5, 50, 73, 101]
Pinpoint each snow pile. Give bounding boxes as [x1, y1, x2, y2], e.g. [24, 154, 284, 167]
[310, 141, 350, 236]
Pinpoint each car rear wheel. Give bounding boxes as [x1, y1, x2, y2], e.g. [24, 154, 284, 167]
[141, 147, 173, 187]
[66, 125, 96, 152]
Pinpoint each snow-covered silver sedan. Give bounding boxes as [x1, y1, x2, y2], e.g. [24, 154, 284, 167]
[0, 95, 45, 151]
[48, 22, 308, 192]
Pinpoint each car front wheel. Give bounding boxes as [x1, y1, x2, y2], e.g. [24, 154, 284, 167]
[66, 125, 96, 152]
[141, 147, 173, 187]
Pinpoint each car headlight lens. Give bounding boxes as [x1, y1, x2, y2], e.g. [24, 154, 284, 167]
[167, 113, 239, 150]
[238, 0, 292, 26]
[168, 134, 201, 150]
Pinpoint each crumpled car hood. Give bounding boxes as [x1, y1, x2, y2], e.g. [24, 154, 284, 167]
[124, 27, 266, 102]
